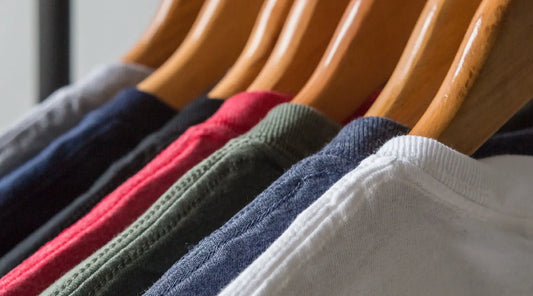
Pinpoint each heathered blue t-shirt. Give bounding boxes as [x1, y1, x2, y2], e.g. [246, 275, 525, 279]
[0, 88, 176, 256]
[143, 117, 409, 296]
[144, 115, 533, 296]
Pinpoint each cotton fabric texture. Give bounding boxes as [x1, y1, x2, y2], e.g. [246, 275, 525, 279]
[0, 88, 176, 257]
[42, 103, 340, 296]
[0, 95, 224, 277]
[0, 63, 152, 179]
[220, 136, 533, 296]
[144, 116, 533, 296]
[143, 117, 409, 296]
[0, 91, 289, 296]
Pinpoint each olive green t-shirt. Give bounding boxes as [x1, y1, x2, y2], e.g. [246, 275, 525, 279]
[42, 103, 341, 296]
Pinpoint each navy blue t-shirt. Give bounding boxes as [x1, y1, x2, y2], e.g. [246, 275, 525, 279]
[0, 95, 223, 276]
[0, 88, 176, 256]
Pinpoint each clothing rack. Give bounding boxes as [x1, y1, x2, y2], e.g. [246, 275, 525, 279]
[38, 0, 70, 101]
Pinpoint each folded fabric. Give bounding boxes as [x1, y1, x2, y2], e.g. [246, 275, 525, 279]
[221, 136, 533, 296]
[0, 94, 224, 277]
[0, 63, 152, 179]
[0, 91, 290, 296]
[0, 88, 176, 256]
[42, 103, 340, 296]
[143, 117, 409, 296]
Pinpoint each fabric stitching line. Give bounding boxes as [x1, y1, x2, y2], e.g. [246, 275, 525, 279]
[230, 159, 390, 292]
[4, 130, 234, 286]
[10, 125, 238, 286]
[179, 158, 345, 276]
[51, 128, 316, 294]
[48, 182, 186, 296]
[188, 169, 340, 296]
[175, 168, 341, 291]
[248, 166, 389, 295]
[91, 137, 301, 294]
[156, 164, 312, 294]
[168, 177, 309, 292]
[3, 131, 212, 288]
[0, 122, 144, 270]
[225, 157, 356, 289]
[83, 145, 287, 295]
[49, 137, 255, 295]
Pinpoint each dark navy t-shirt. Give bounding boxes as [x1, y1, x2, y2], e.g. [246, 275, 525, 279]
[0, 94, 223, 276]
[0, 88, 176, 256]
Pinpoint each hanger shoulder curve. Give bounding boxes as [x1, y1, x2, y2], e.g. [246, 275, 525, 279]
[122, 0, 206, 69]
[137, 0, 264, 110]
[247, 0, 351, 95]
[208, 0, 294, 99]
[291, 0, 426, 123]
[410, 0, 533, 155]
[365, 0, 482, 127]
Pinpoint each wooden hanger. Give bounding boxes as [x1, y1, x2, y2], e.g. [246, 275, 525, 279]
[410, 0, 533, 155]
[247, 0, 351, 95]
[291, 0, 426, 123]
[122, 0, 206, 68]
[137, 0, 265, 110]
[208, 0, 294, 99]
[365, 0, 482, 127]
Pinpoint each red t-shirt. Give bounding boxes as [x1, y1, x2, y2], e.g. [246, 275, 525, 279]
[0, 91, 291, 296]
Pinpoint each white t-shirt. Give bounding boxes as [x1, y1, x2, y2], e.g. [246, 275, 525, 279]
[219, 135, 533, 296]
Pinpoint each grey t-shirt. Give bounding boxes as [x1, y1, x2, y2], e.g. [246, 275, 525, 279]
[0, 62, 152, 178]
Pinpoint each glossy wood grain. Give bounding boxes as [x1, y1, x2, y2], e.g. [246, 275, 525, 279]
[137, 0, 264, 110]
[365, 0, 481, 127]
[208, 0, 294, 99]
[291, 0, 426, 123]
[410, 0, 533, 155]
[247, 0, 350, 95]
[122, 0, 206, 68]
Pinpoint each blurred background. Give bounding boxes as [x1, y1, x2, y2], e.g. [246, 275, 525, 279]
[0, 1, 159, 130]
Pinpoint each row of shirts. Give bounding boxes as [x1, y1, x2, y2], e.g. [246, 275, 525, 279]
[0, 63, 532, 295]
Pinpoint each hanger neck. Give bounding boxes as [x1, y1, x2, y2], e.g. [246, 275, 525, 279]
[137, 0, 264, 110]
[364, 0, 482, 127]
[122, 0, 205, 69]
[410, 0, 533, 155]
[207, 0, 294, 99]
[291, 0, 426, 123]
[247, 0, 351, 95]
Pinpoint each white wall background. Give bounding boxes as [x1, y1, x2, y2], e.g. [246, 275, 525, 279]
[0, 1, 36, 130]
[72, 0, 158, 80]
[0, 1, 159, 130]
